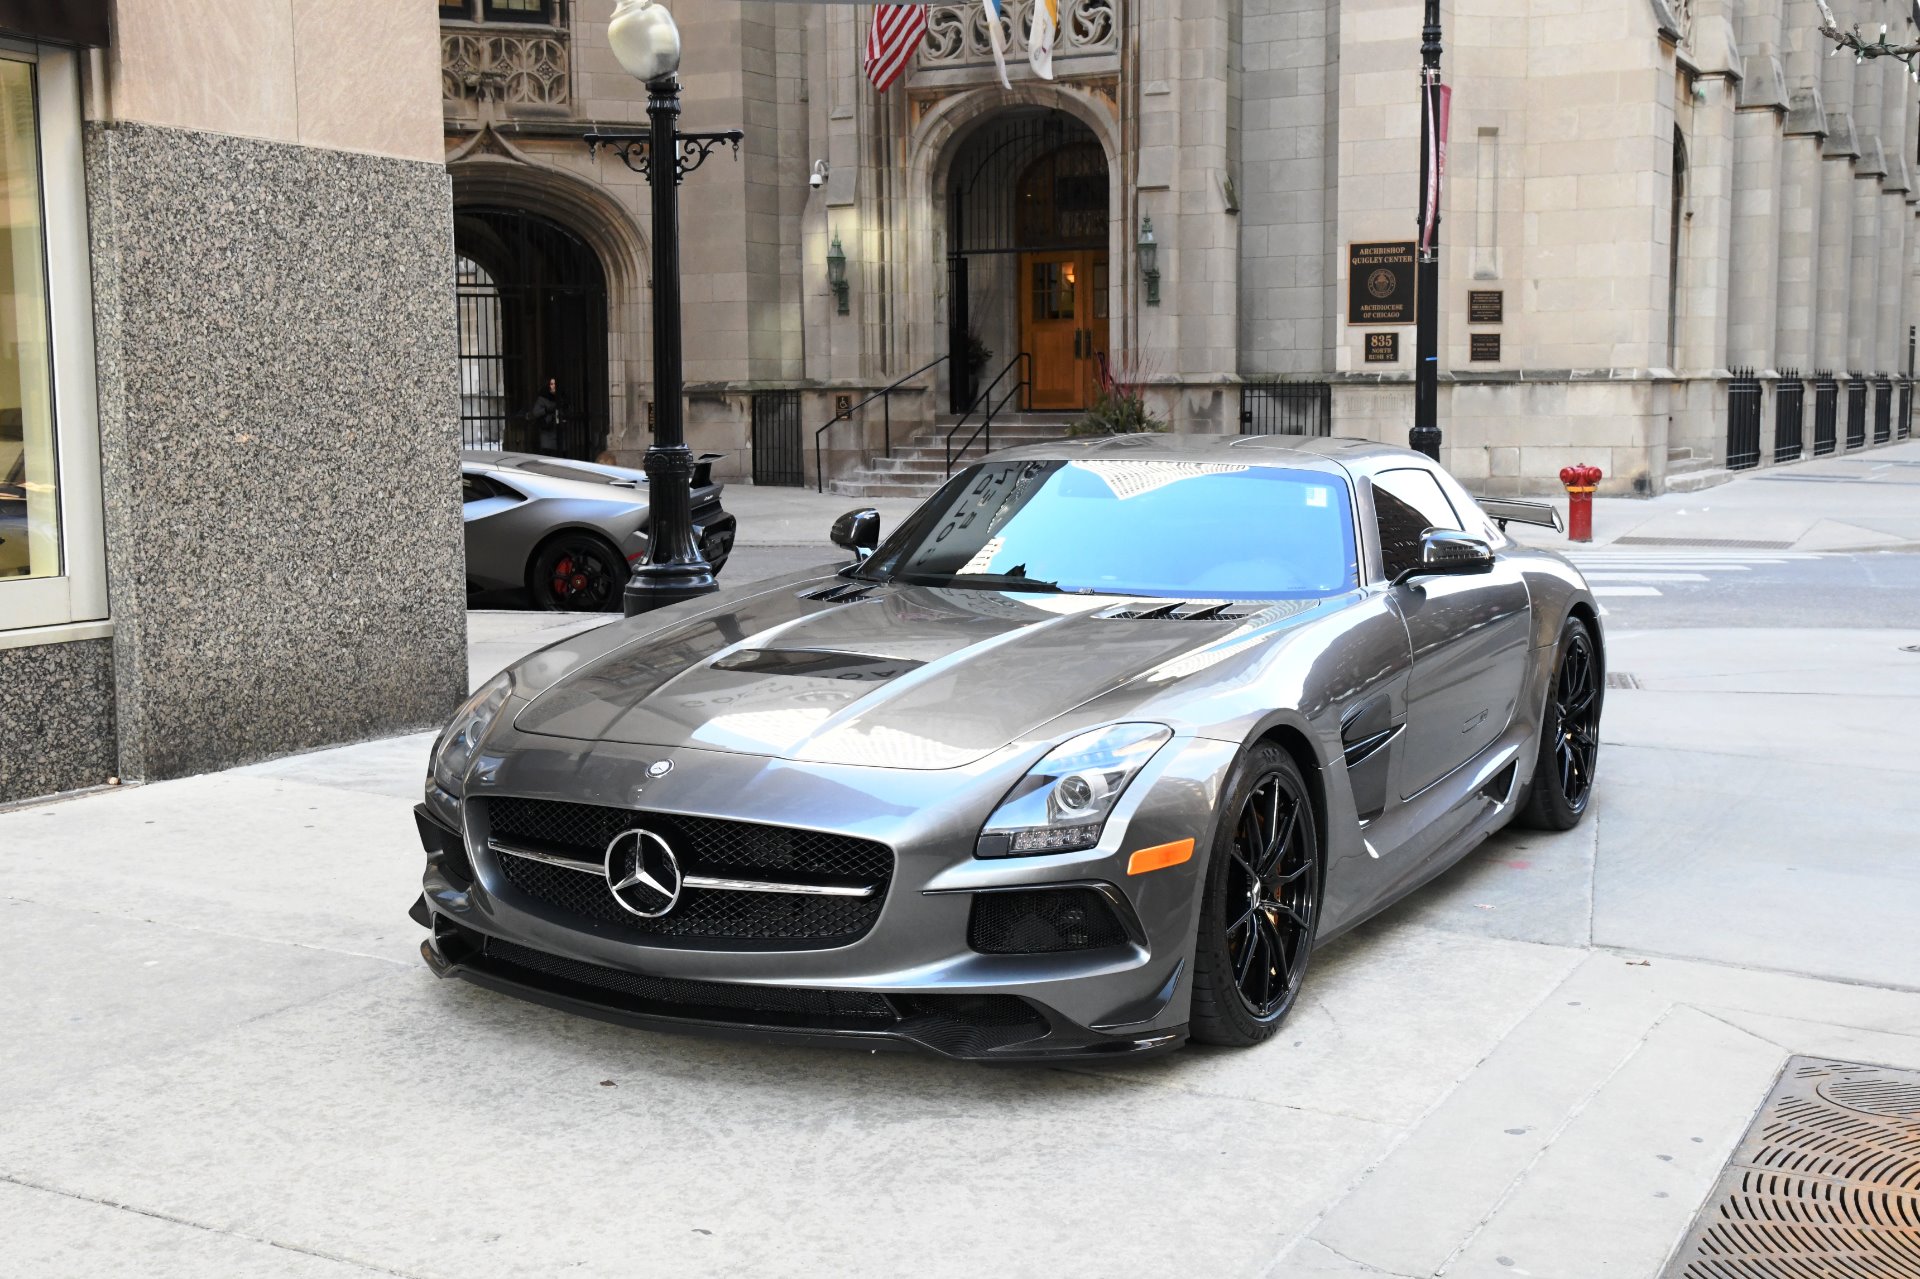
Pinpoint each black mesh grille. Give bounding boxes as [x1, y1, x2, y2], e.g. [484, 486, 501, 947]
[968, 888, 1131, 955]
[478, 936, 898, 1026]
[482, 797, 892, 946]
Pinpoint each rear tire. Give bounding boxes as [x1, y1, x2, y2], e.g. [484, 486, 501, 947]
[1189, 743, 1322, 1048]
[528, 532, 630, 612]
[1517, 615, 1602, 831]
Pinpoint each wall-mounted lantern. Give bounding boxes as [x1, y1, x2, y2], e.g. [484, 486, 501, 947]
[826, 233, 849, 315]
[1138, 216, 1160, 307]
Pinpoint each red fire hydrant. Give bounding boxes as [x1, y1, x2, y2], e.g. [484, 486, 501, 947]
[1559, 464, 1603, 543]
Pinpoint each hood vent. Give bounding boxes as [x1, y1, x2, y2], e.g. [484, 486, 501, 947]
[1097, 600, 1248, 621]
[799, 581, 877, 604]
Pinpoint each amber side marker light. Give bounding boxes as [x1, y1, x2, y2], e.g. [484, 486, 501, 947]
[1127, 837, 1195, 876]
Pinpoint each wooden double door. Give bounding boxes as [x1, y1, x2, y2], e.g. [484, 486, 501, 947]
[1020, 249, 1109, 411]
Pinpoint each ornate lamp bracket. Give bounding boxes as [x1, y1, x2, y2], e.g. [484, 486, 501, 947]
[584, 129, 744, 184]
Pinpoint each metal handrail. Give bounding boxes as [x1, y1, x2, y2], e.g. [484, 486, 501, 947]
[812, 354, 948, 493]
[944, 351, 1031, 475]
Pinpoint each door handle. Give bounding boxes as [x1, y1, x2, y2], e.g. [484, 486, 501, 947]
[1073, 329, 1083, 359]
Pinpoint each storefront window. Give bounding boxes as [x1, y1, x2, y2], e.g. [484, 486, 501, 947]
[0, 57, 54, 582]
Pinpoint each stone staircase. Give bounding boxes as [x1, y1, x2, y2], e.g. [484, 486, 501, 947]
[1665, 445, 1734, 494]
[826, 413, 1082, 499]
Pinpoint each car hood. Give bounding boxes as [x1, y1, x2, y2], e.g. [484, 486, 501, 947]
[511, 583, 1303, 769]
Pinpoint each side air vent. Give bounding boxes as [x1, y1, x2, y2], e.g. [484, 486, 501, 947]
[1096, 600, 1248, 621]
[798, 581, 877, 603]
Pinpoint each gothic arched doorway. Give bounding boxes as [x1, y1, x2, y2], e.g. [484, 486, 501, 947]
[454, 207, 609, 459]
[946, 109, 1110, 412]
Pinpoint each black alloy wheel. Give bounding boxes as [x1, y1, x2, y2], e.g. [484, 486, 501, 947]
[529, 533, 629, 612]
[1518, 615, 1602, 830]
[1191, 743, 1321, 1046]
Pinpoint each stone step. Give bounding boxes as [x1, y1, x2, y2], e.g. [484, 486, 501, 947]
[826, 478, 944, 500]
[1665, 465, 1734, 493]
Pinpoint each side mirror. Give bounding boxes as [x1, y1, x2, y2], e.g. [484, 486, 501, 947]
[830, 508, 881, 561]
[1395, 530, 1494, 584]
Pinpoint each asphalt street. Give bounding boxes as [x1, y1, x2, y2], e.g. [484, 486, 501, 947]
[5, 491, 1918, 1276]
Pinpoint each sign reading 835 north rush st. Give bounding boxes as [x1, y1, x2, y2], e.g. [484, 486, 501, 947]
[1347, 242, 1416, 326]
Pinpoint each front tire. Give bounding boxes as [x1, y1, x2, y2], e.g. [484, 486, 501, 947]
[1517, 615, 1602, 830]
[528, 532, 630, 612]
[1190, 743, 1323, 1047]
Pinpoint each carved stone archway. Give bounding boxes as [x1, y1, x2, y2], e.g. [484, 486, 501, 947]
[449, 156, 651, 452]
[903, 83, 1123, 406]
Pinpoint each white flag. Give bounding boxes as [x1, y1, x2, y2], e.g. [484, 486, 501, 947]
[1028, 0, 1058, 79]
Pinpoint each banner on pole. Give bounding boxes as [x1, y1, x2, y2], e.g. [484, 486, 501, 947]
[1421, 79, 1450, 256]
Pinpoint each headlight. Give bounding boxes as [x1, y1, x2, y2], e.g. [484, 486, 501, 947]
[429, 672, 513, 797]
[976, 723, 1172, 857]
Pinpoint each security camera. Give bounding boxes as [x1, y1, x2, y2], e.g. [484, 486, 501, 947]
[810, 159, 829, 190]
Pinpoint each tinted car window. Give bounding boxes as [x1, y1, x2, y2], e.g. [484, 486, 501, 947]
[861, 459, 1358, 599]
[1372, 467, 1462, 581]
[514, 459, 633, 486]
[461, 473, 494, 504]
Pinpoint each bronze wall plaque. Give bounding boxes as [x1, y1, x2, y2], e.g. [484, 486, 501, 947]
[1470, 333, 1502, 362]
[1365, 332, 1400, 363]
[1469, 290, 1503, 324]
[835, 394, 853, 420]
[1347, 241, 1416, 326]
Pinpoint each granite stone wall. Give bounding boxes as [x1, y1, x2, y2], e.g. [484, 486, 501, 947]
[85, 121, 467, 782]
[0, 639, 117, 804]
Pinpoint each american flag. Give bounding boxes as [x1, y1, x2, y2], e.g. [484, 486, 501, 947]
[863, 4, 928, 93]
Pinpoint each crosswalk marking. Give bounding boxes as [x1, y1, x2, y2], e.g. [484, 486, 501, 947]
[1560, 547, 1824, 601]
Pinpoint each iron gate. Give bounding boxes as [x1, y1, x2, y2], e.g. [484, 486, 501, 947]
[1725, 368, 1762, 471]
[1773, 372, 1804, 463]
[1873, 376, 1893, 444]
[751, 390, 804, 487]
[453, 207, 609, 460]
[1240, 382, 1333, 436]
[1901, 378, 1913, 441]
[1846, 376, 1868, 449]
[1812, 372, 1838, 455]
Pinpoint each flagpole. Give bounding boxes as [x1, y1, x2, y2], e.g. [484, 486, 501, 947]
[1410, 0, 1443, 463]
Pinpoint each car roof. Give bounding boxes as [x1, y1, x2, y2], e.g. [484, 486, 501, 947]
[979, 432, 1428, 475]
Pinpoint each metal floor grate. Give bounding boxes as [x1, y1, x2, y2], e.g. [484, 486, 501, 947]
[1664, 1057, 1920, 1278]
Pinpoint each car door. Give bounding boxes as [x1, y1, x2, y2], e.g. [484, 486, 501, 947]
[1371, 466, 1532, 798]
[460, 469, 529, 592]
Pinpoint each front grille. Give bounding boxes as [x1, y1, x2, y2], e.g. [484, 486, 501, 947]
[968, 887, 1131, 955]
[482, 797, 892, 947]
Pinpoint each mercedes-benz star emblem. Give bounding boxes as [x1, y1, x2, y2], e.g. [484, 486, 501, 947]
[604, 828, 682, 918]
[647, 760, 673, 778]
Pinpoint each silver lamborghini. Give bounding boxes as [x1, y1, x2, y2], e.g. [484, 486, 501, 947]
[413, 435, 1601, 1060]
[461, 450, 735, 611]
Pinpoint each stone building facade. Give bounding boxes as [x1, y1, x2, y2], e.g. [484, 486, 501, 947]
[0, 2, 464, 804]
[447, 0, 1917, 496]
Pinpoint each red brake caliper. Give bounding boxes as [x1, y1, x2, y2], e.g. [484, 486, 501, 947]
[553, 556, 574, 598]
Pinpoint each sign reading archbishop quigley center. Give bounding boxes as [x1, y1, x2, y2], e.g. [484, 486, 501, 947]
[1347, 241, 1416, 326]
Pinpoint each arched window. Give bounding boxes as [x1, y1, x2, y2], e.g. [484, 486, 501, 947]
[1668, 128, 1687, 369]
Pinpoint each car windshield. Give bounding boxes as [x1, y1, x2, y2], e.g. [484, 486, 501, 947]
[860, 458, 1358, 599]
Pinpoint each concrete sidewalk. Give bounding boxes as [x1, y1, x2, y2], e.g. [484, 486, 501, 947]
[5, 602, 1920, 1275]
[1507, 437, 1920, 553]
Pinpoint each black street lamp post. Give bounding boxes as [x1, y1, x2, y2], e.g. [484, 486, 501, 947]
[587, 2, 743, 616]
[1410, 0, 1444, 463]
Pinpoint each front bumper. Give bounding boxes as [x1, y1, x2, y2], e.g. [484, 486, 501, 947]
[412, 734, 1238, 1061]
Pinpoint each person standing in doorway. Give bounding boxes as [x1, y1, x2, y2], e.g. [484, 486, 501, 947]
[507, 376, 567, 454]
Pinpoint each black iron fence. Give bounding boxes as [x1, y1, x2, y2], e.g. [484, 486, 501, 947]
[1773, 371, 1804, 464]
[1873, 376, 1893, 444]
[1240, 381, 1333, 436]
[751, 390, 804, 487]
[1725, 368, 1762, 471]
[1846, 376, 1868, 449]
[1900, 378, 1913, 441]
[1812, 372, 1838, 456]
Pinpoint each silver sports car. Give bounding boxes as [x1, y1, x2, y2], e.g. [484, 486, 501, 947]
[413, 435, 1601, 1060]
[461, 450, 735, 611]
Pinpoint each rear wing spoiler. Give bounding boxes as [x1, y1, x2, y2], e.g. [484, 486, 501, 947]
[1474, 495, 1564, 533]
[692, 452, 726, 489]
